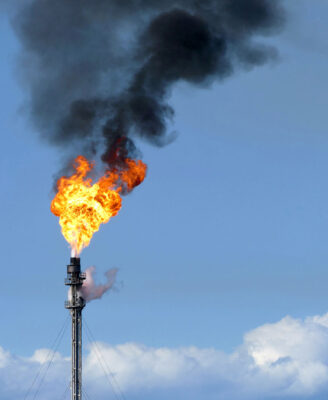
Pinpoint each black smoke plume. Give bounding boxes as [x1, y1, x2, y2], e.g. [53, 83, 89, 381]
[12, 0, 285, 172]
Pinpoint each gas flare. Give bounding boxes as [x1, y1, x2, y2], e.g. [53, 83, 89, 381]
[51, 156, 147, 256]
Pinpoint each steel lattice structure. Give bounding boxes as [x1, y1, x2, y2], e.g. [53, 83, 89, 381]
[65, 258, 86, 400]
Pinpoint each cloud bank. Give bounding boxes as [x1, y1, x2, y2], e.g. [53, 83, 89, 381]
[2, 312, 328, 400]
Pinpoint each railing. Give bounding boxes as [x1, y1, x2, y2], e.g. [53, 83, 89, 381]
[65, 273, 86, 286]
[65, 298, 85, 309]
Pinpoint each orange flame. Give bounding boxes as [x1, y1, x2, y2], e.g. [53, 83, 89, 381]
[51, 156, 147, 256]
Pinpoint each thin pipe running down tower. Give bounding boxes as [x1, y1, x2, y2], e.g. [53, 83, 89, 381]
[65, 257, 86, 400]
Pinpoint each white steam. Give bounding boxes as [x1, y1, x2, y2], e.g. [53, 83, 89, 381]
[79, 266, 118, 302]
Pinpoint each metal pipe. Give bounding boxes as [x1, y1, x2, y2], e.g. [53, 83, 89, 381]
[65, 257, 86, 400]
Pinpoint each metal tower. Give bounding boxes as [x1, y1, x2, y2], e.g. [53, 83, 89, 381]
[65, 257, 86, 400]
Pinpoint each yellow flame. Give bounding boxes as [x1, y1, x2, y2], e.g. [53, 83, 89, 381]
[51, 155, 147, 255]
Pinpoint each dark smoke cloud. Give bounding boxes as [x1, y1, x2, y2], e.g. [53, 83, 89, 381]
[12, 0, 285, 172]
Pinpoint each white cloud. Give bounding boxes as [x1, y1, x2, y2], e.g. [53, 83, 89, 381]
[2, 312, 328, 399]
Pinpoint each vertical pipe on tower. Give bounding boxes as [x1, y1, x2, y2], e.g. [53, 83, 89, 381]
[65, 257, 86, 400]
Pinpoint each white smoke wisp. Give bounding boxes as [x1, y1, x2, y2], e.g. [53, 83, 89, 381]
[80, 266, 118, 302]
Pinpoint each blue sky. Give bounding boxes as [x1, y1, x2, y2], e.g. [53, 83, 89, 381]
[1, 1, 328, 399]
